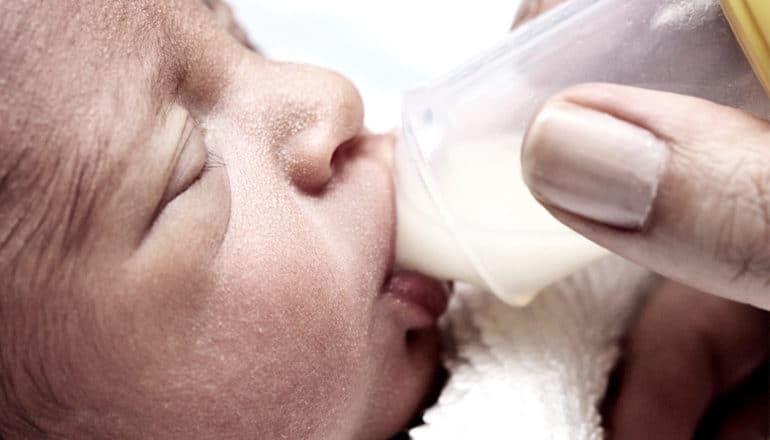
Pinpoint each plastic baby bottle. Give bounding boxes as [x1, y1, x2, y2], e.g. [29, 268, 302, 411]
[394, 0, 770, 306]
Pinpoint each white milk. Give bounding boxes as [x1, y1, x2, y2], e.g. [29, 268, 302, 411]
[394, 134, 607, 306]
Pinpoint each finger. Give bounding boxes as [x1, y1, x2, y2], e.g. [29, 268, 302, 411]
[604, 280, 769, 439]
[698, 361, 769, 440]
[521, 83, 770, 309]
[512, 0, 566, 28]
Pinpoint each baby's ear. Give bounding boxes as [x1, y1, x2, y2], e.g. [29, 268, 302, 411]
[200, 0, 259, 52]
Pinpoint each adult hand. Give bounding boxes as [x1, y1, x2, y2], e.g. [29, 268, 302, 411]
[519, 84, 770, 439]
[513, 1, 769, 438]
[603, 279, 768, 439]
[522, 83, 770, 310]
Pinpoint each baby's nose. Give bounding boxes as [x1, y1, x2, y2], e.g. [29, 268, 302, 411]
[278, 66, 364, 192]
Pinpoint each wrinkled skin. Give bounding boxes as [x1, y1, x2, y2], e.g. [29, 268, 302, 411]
[0, 1, 440, 438]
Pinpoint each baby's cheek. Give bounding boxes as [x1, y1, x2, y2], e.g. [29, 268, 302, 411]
[193, 246, 374, 436]
[91, 274, 373, 438]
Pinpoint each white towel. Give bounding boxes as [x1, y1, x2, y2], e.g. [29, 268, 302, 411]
[411, 256, 655, 439]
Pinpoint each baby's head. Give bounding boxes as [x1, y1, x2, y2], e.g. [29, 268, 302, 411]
[0, 1, 445, 438]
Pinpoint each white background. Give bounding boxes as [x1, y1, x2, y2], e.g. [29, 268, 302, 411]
[228, 0, 524, 131]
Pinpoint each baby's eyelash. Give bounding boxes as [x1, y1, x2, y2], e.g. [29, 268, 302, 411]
[191, 124, 225, 173]
[187, 147, 223, 191]
[203, 148, 225, 172]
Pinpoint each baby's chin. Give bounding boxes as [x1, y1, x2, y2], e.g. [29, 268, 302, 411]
[361, 324, 444, 439]
[365, 270, 449, 436]
[403, 347, 448, 431]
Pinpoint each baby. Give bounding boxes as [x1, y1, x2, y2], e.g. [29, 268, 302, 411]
[0, 1, 447, 438]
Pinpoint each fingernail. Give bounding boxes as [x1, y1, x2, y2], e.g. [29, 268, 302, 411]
[522, 101, 668, 229]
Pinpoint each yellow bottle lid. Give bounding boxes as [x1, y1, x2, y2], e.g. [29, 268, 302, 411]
[721, 0, 770, 97]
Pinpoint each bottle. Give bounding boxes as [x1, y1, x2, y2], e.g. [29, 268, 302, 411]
[393, 0, 770, 306]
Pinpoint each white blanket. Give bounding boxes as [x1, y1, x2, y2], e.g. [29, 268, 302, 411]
[411, 257, 655, 439]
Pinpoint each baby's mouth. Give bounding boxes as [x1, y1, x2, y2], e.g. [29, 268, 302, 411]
[383, 271, 450, 329]
[370, 130, 450, 327]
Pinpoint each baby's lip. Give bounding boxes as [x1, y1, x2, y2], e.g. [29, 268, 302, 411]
[384, 271, 450, 328]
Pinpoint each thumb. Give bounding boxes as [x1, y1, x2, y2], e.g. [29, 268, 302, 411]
[521, 83, 770, 310]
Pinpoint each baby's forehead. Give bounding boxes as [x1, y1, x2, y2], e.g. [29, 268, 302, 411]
[1, 1, 210, 99]
[1, 2, 172, 136]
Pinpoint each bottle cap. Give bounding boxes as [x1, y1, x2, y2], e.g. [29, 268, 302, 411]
[722, 0, 770, 96]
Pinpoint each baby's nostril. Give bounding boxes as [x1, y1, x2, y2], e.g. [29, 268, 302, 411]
[405, 329, 419, 346]
[329, 137, 357, 172]
[282, 119, 361, 193]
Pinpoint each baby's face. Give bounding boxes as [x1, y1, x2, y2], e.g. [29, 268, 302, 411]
[0, 1, 445, 438]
